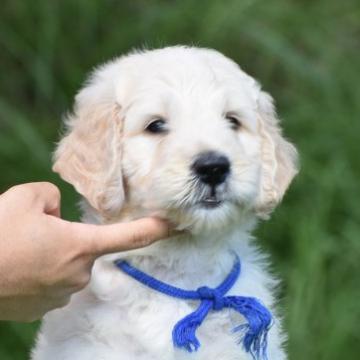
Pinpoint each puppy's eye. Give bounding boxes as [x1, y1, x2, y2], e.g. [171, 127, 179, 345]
[145, 119, 168, 134]
[225, 114, 242, 131]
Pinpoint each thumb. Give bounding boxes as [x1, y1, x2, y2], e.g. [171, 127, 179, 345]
[70, 217, 171, 257]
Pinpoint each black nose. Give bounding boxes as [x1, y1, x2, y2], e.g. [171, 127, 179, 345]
[192, 151, 230, 186]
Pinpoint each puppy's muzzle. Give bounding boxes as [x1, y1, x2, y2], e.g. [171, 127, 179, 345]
[192, 151, 230, 187]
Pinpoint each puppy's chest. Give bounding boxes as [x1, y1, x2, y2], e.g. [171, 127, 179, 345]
[92, 284, 249, 360]
[87, 262, 251, 359]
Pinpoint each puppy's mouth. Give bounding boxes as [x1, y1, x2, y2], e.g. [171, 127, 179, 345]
[192, 184, 228, 210]
[196, 186, 226, 209]
[198, 195, 223, 209]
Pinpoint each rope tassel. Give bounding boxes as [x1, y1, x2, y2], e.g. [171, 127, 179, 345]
[115, 254, 273, 360]
[172, 300, 212, 352]
[227, 296, 272, 360]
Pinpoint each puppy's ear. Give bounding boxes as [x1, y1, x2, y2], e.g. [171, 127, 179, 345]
[53, 70, 124, 216]
[255, 91, 298, 218]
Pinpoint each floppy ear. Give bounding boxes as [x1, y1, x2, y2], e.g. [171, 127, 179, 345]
[53, 71, 125, 216]
[255, 91, 299, 218]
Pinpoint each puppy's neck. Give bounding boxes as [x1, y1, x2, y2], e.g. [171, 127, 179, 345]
[80, 199, 257, 265]
[81, 200, 262, 291]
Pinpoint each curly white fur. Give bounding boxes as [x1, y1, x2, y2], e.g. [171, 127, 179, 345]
[32, 46, 298, 360]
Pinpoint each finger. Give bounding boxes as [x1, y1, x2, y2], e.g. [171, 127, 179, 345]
[26, 182, 61, 217]
[70, 217, 171, 257]
[2, 182, 61, 217]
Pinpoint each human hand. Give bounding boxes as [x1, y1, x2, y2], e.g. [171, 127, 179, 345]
[0, 182, 170, 322]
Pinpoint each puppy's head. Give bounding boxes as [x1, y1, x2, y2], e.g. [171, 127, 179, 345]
[53, 47, 298, 232]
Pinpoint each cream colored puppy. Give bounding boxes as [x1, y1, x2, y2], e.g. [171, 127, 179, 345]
[32, 46, 298, 360]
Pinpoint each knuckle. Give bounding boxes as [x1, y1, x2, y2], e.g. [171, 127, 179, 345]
[9, 183, 36, 200]
[131, 231, 152, 247]
[41, 182, 61, 200]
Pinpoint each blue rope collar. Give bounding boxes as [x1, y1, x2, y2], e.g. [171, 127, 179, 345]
[114, 254, 272, 360]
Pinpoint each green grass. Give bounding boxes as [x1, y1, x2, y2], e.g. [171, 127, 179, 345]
[1, 0, 359, 358]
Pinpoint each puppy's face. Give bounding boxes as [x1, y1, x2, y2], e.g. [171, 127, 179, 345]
[121, 69, 263, 230]
[53, 47, 298, 231]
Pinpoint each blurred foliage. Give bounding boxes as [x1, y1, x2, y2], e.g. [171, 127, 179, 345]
[0, 0, 359, 359]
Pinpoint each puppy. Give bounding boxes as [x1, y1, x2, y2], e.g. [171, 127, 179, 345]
[32, 46, 298, 360]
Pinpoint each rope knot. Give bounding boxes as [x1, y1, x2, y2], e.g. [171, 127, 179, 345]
[197, 286, 225, 310]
